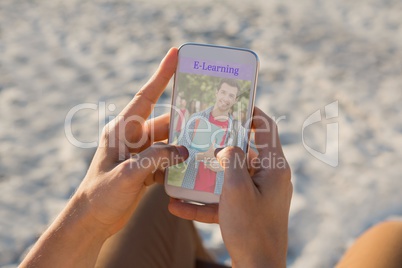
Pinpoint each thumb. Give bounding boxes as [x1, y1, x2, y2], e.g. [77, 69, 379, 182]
[215, 146, 253, 200]
[120, 143, 189, 184]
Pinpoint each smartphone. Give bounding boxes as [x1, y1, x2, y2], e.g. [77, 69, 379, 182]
[165, 43, 259, 204]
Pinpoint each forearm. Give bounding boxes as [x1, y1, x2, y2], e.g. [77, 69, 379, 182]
[20, 195, 109, 268]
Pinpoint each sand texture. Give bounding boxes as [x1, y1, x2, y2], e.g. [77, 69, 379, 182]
[1, 0, 402, 267]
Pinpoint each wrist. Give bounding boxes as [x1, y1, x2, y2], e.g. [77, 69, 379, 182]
[232, 255, 285, 268]
[68, 192, 111, 241]
[230, 241, 287, 268]
[21, 192, 109, 267]
[68, 189, 114, 241]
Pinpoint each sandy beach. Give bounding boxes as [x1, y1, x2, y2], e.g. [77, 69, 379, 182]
[1, 0, 402, 267]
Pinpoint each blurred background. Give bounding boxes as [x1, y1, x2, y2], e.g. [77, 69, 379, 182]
[0, 0, 401, 267]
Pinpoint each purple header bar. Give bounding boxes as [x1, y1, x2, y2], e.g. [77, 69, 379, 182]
[178, 57, 255, 81]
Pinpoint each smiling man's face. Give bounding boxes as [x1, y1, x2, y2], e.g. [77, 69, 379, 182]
[215, 82, 238, 113]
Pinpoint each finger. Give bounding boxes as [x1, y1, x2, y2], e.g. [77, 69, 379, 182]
[215, 146, 255, 201]
[119, 48, 178, 145]
[119, 143, 188, 187]
[168, 198, 219, 224]
[120, 48, 178, 121]
[247, 146, 258, 160]
[251, 107, 282, 155]
[246, 148, 258, 175]
[250, 107, 291, 186]
[154, 169, 165, 184]
[130, 113, 170, 153]
[251, 107, 288, 171]
[144, 113, 170, 143]
[143, 169, 165, 186]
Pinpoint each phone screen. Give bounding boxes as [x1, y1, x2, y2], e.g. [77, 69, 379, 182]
[165, 43, 258, 202]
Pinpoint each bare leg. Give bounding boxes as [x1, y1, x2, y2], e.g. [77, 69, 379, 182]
[336, 221, 402, 268]
[95, 184, 214, 268]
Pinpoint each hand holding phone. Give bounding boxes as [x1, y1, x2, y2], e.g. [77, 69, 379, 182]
[165, 43, 259, 204]
[169, 108, 292, 267]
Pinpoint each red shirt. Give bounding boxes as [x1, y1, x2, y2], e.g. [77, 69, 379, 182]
[194, 114, 228, 193]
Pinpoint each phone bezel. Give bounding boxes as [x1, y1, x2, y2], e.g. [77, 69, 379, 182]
[164, 43, 259, 204]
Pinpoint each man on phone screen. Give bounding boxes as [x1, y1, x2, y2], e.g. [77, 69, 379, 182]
[178, 78, 247, 194]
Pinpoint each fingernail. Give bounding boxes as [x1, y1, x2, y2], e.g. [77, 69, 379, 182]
[214, 147, 224, 157]
[176, 146, 189, 158]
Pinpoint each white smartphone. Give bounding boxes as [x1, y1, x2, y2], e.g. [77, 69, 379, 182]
[165, 43, 259, 204]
